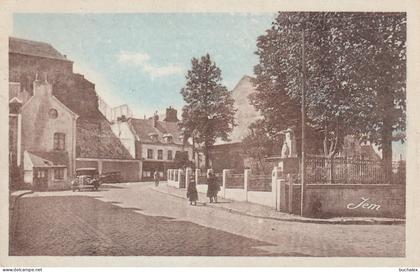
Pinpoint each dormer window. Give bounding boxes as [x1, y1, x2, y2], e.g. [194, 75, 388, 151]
[163, 134, 173, 144]
[149, 132, 159, 142]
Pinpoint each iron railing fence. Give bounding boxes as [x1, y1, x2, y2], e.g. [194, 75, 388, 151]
[215, 173, 223, 186]
[304, 156, 405, 185]
[247, 174, 272, 192]
[197, 174, 207, 185]
[225, 173, 245, 189]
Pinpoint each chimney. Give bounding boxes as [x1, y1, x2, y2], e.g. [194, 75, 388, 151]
[117, 115, 127, 122]
[164, 106, 178, 122]
[33, 79, 53, 97]
[153, 111, 159, 127]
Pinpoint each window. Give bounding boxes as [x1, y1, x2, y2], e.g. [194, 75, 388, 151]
[166, 136, 173, 144]
[158, 150, 163, 160]
[53, 133, 65, 150]
[37, 170, 46, 178]
[167, 150, 173, 160]
[147, 149, 154, 159]
[54, 168, 64, 179]
[48, 108, 58, 119]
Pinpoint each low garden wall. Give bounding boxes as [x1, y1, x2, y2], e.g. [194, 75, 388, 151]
[303, 184, 405, 218]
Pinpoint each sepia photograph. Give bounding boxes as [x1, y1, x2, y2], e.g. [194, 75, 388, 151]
[2, 1, 418, 268]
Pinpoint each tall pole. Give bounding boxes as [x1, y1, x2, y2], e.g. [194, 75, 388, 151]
[300, 30, 306, 217]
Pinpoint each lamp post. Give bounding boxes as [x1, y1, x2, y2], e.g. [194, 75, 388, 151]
[300, 30, 306, 217]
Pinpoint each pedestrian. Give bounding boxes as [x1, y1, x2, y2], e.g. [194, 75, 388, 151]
[153, 170, 159, 187]
[186, 179, 198, 206]
[206, 170, 220, 203]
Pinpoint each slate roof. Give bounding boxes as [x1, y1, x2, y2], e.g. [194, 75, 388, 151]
[9, 82, 31, 105]
[27, 151, 69, 167]
[128, 118, 184, 145]
[77, 112, 134, 160]
[9, 37, 70, 61]
[360, 145, 382, 161]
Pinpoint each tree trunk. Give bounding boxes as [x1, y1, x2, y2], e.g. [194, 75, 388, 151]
[381, 87, 394, 183]
[382, 118, 393, 183]
[204, 143, 210, 170]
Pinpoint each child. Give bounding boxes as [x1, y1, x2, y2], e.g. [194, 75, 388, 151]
[186, 180, 198, 206]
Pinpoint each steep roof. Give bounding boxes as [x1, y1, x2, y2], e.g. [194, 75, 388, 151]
[76, 112, 134, 160]
[128, 118, 184, 145]
[27, 151, 69, 167]
[215, 75, 261, 145]
[360, 145, 382, 161]
[9, 82, 31, 105]
[9, 37, 70, 61]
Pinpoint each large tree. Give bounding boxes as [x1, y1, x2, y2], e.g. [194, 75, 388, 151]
[180, 54, 236, 169]
[252, 12, 406, 168]
[241, 120, 277, 174]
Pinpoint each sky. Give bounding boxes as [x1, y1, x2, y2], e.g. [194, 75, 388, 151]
[12, 13, 405, 160]
[13, 13, 276, 118]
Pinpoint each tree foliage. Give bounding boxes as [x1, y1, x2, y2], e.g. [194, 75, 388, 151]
[252, 12, 406, 162]
[173, 151, 194, 169]
[180, 54, 236, 168]
[241, 120, 278, 174]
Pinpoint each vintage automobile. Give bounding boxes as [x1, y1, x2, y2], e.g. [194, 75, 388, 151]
[71, 168, 100, 191]
[99, 171, 122, 183]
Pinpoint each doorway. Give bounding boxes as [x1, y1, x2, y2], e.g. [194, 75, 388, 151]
[34, 168, 48, 191]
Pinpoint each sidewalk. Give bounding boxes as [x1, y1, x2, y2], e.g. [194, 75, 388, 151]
[153, 182, 405, 225]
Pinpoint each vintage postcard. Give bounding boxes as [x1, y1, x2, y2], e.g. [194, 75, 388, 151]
[0, 0, 419, 268]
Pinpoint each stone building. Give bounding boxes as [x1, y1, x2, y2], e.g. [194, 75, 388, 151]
[111, 107, 193, 180]
[9, 37, 140, 189]
[9, 79, 78, 190]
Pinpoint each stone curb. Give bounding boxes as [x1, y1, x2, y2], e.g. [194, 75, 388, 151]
[10, 190, 33, 211]
[152, 186, 405, 225]
[9, 190, 33, 245]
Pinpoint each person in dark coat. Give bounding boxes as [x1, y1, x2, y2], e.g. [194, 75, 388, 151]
[206, 170, 220, 203]
[153, 170, 159, 187]
[186, 180, 198, 206]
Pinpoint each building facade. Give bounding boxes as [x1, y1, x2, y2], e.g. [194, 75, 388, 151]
[11, 79, 78, 190]
[9, 37, 141, 189]
[111, 108, 193, 180]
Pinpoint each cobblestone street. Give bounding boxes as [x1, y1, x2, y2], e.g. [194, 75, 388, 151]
[10, 182, 405, 256]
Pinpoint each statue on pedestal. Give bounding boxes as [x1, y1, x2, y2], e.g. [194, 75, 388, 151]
[280, 128, 297, 158]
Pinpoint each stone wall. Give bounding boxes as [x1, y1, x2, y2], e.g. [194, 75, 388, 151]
[303, 184, 405, 218]
[76, 158, 141, 182]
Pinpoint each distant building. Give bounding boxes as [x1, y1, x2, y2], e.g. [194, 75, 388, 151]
[340, 135, 381, 161]
[207, 75, 385, 173]
[111, 108, 192, 180]
[207, 75, 261, 172]
[9, 37, 140, 189]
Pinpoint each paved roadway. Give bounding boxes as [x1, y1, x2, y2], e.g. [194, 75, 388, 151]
[10, 182, 405, 256]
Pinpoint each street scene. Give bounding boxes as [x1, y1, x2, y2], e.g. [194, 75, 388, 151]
[10, 182, 404, 256]
[8, 12, 406, 257]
